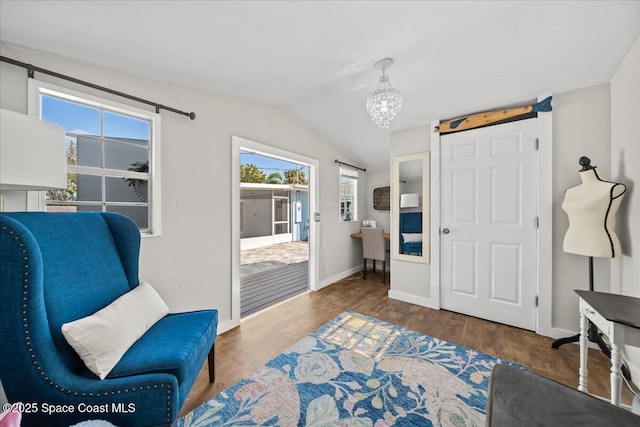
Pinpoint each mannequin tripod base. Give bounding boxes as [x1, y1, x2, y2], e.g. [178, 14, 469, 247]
[551, 323, 631, 380]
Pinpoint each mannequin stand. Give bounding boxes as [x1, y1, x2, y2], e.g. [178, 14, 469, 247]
[551, 257, 631, 380]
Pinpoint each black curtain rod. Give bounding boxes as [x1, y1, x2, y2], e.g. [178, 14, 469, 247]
[0, 55, 196, 120]
[334, 159, 366, 172]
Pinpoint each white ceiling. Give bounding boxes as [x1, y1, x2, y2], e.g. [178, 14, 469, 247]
[1, 1, 639, 171]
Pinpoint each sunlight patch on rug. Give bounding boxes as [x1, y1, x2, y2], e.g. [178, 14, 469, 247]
[179, 311, 523, 427]
[317, 312, 402, 360]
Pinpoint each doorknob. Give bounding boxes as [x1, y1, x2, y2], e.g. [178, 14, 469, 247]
[442, 228, 450, 234]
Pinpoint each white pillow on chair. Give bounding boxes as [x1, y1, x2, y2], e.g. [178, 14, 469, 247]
[61, 281, 169, 379]
[402, 233, 422, 243]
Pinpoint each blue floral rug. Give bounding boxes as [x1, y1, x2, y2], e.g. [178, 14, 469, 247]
[179, 311, 523, 426]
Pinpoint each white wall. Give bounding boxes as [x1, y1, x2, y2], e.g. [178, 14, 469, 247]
[611, 36, 640, 381]
[389, 125, 432, 306]
[0, 45, 364, 332]
[552, 83, 612, 333]
[363, 169, 391, 233]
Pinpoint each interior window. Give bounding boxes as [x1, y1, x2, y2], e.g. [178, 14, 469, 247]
[339, 167, 358, 222]
[32, 82, 161, 235]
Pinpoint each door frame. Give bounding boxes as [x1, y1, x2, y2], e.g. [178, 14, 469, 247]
[429, 95, 553, 337]
[231, 136, 319, 327]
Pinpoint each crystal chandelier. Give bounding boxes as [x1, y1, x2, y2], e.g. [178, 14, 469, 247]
[366, 58, 402, 128]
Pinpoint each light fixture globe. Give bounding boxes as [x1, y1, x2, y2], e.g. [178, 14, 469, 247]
[366, 58, 402, 129]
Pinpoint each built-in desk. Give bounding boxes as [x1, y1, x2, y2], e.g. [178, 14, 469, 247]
[350, 231, 390, 240]
[577, 290, 640, 406]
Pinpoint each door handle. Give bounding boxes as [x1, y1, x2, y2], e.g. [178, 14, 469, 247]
[442, 228, 450, 234]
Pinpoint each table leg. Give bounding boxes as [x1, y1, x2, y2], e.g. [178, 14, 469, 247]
[578, 309, 588, 392]
[610, 343, 622, 406]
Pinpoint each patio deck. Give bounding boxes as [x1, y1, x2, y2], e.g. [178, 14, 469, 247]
[240, 241, 309, 317]
[240, 241, 309, 277]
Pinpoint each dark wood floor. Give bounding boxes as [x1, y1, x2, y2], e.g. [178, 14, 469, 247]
[180, 271, 635, 417]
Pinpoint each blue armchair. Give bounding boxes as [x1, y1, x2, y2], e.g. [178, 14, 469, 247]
[0, 212, 218, 427]
[399, 212, 423, 255]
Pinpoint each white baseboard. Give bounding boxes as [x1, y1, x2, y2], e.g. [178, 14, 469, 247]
[316, 265, 362, 291]
[550, 327, 578, 340]
[217, 318, 239, 335]
[388, 290, 438, 309]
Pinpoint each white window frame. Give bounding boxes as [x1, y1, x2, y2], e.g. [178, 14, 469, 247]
[272, 194, 290, 235]
[339, 166, 358, 222]
[28, 79, 162, 236]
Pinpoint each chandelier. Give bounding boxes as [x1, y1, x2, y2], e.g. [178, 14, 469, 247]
[366, 58, 402, 128]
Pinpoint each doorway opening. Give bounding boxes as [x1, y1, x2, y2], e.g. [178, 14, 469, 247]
[231, 136, 318, 325]
[240, 151, 310, 317]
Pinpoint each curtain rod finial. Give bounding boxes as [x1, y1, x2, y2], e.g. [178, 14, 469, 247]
[189, 112, 196, 120]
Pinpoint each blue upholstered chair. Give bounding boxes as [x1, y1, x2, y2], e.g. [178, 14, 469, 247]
[399, 212, 423, 255]
[0, 212, 218, 427]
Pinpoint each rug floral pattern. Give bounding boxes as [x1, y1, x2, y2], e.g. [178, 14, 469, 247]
[179, 311, 522, 427]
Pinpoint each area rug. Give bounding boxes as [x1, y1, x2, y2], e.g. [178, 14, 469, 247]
[179, 311, 523, 427]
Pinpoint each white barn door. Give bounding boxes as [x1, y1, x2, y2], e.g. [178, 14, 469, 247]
[440, 119, 538, 330]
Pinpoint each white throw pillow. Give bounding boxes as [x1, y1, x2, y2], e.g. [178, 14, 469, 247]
[61, 281, 169, 380]
[402, 233, 423, 243]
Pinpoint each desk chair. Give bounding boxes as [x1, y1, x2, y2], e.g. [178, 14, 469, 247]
[361, 228, 386, 283]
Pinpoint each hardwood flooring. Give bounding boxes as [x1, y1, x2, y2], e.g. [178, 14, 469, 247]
[180, 272, 635, 417]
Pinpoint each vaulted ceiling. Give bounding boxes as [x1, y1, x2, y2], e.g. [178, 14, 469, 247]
[1, 1, 638, 170]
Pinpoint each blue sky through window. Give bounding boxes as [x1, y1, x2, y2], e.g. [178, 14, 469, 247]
[104, 111, 149, 140]
[41, 96, 149, 140]
[42, 96, 101, 135]
[241, 151, 308, 178]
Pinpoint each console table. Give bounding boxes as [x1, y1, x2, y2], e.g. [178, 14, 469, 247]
[577, 290, 640, 406]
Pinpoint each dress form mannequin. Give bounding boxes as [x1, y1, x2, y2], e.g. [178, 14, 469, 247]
[562, 157, 626, 258]
[552, 157, 629, 380]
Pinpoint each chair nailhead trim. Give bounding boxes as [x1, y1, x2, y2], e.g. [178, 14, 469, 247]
[2, 222, 175, 424]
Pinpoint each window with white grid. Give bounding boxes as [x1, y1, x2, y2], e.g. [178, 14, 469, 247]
[30, 80, 161, 235]
[339, 167, 358, 222]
